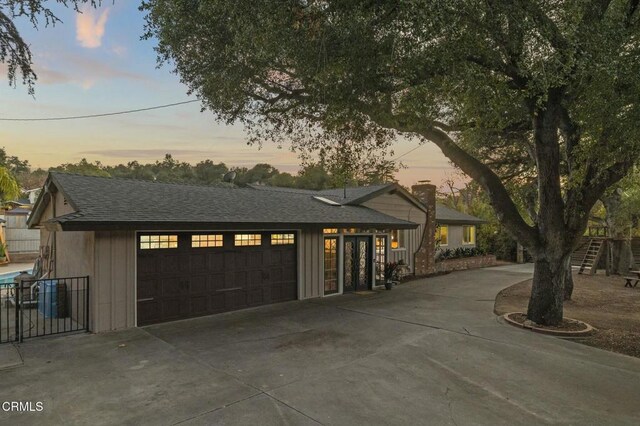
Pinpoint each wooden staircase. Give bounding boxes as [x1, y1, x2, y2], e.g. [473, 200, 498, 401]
[578, 238, 605, 274]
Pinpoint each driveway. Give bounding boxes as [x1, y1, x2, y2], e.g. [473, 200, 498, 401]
[1, 265, 639, 425]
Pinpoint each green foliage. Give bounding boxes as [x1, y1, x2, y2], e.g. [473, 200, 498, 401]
[437, 247, 486, 261]
[0, 166, 20, 201]
[1, 1, 98, 94]
[51, 159, 111, 178]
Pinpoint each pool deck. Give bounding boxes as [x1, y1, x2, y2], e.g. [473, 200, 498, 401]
[0, 263, 34, 276]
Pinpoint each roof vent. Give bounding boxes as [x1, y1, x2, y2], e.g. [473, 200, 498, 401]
[313, 196, 341, 206]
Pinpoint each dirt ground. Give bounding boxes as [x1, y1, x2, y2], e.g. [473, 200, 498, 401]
[495, 272, 640, 358]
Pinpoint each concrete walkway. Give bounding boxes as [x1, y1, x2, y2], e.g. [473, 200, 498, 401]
[1, 264, 639, 425]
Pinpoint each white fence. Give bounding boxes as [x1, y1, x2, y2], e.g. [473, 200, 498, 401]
[5, 214, 39, 254]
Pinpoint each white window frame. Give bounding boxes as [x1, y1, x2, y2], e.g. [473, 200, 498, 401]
[390, 229, 406, 251]
[462, 225, 476, 245]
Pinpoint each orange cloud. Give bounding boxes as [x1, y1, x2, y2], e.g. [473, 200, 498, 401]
[76, 8, 110, 48]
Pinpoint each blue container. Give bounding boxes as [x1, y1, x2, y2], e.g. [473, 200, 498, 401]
[38, 280, 59, 319]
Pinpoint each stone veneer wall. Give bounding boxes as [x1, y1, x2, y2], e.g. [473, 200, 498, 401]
[435, 255, 497, 273]
[411, 183, 437, 275]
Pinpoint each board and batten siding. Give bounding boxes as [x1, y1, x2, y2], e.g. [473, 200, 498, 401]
[92, 231, 136, 333]
[298, 229, 324, 299]
[362, 193, 427, 273]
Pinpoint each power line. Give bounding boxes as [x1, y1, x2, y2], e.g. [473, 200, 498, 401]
[0, 100, 200, 122]
[391, 143, 424, 161]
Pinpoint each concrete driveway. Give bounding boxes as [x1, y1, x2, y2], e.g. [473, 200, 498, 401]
[2, 264, 640, 425]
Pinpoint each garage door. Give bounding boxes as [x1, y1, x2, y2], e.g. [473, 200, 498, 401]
[136, 232, 297, 326]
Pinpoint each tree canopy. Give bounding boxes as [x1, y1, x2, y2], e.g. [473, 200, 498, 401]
[1, 1, 98, 93]
[142, 0, 640, 325]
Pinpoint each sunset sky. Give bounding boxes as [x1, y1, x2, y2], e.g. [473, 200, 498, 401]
[0, 2, 457, 187]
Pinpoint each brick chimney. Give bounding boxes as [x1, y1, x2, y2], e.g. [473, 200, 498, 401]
[411, 182, 437, 276]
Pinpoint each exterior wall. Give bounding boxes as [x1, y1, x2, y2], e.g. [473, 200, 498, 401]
[5, 214, 40, 254]
[435, 255, 497, 273]
[92, 231, 136, 332]
[298, 229, 324, 299]
[362, 193, 427, 273]
[439, 224, 477, 251]
[55, 231, 95, 278]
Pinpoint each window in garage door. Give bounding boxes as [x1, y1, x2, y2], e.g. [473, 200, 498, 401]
[234, 234, 262, 246]
[192, 234, 223, 248]
[271, 233, 295, 245]
[139, 234, 178, 249]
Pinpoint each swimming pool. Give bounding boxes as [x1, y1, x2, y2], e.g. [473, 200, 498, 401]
[0, 270, 33, 287]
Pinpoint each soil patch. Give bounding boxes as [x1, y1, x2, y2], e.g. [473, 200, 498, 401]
[495, 273, 640, 358]
[507, 313, 589, 332]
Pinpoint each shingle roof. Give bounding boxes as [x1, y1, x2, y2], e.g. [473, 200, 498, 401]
[435, 203, 485, 225]
[34, 173, 418, 231]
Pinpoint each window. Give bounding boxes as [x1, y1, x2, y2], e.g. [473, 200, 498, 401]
[323, 228, 338, 234]
[463, 225, 476, 245]
[192, 234, 223, 248]
[140, 235, 178, 250]
[271, 233, 295, 245]
[437, 225, 449, 246]
[234, 234, 262, 246]
[390, 229, 405, 249]
[324, 237, 338, 295]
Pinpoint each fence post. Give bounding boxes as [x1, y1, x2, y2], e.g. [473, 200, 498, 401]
[85, 276, 90, 332]
[14, 281, 20, 342]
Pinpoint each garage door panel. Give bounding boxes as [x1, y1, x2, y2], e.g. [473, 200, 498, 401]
[161, 297, 189, 320]
[137, 301, 160, 323]
[159, 254, 184, 274]
[137, 256, 159, 275]
[190, 253, 208, 272]
[209, 273, 225, 291]
[137, 231, 297, 326]
[137, 278, 158, 300]
[190, 275, 208, 293]
[208, 253, 224, 270]
[161, 278, 185, 296]
[190, 296, 208, 315]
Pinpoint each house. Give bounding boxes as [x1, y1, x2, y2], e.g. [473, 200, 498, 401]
[28, 173, 438, 332]
[435, 204, 485, 250]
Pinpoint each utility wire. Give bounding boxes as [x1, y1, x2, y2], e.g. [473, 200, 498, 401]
[0, 100, 200, 122]
[391, 143, 424, 161]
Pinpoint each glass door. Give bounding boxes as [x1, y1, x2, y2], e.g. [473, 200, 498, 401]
[375, 236, 387, 286]
[344, 236, 372, 292]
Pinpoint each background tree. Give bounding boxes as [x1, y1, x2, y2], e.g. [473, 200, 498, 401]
[0, 166, 21, 201]
[1, 1, 97, 94]
[143, 0, 640, 325]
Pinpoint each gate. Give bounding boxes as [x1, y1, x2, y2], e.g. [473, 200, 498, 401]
[1, 276, 89, 344]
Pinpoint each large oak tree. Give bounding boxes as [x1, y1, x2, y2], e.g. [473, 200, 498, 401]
[142, 0, 640, 325]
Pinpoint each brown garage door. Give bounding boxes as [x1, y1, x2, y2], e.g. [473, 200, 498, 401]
[136, 232, 297, 326]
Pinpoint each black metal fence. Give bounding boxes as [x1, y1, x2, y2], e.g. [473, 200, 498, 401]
[1, 276, 89, 344]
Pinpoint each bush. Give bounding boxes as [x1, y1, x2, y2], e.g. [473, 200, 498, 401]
[435, 246, 487, 261]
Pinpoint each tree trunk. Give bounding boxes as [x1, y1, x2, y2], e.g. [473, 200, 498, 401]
[527, 252, 570, 325]
[610, 239, 632, 274]
[563, 257, 574, 301]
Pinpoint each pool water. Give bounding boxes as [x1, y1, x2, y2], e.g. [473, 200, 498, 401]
[0, 270, 33, 287]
